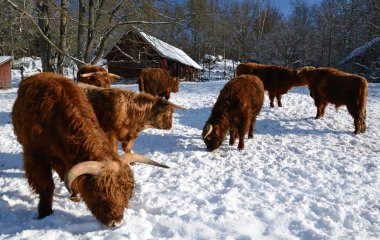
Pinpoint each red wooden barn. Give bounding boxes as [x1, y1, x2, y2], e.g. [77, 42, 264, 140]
[0, 56, 12, 89]
[104, 29, 202, 82]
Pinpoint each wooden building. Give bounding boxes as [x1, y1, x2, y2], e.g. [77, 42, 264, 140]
[104, 29, 202, 82]
[0, 56, 12, 89]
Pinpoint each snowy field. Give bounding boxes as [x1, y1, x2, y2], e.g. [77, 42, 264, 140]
[0, 68, 379, 239]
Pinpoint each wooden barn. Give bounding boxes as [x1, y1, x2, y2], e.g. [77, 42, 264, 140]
[0, 56, 12, 89]
[104, 29, 202, 82]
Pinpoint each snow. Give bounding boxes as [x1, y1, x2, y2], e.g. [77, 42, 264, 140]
[137, 29, 202, 70]
[340, 36, 380, 65]
[0, 56, 12, 65]
[0, 60, 379, 239]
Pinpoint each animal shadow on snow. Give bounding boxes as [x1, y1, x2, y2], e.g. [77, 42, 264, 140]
[133, 131, 205, 153]
[177, 106, 212, 130]
[0, 200, 101, 235]
[0, 112, 12, 125]
[255, 117, 351, 136]
[0, 153, 23, 169]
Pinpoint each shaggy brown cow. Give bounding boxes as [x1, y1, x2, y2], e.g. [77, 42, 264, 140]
[202, 74, 264, 150]
[138, 67, 179, 100]
[78, 83, 186, 153]
[236, 62, 307, 108]
[299, 67, 368, 134]
[77, 64, 120, 88]
[12, 72, 168, 227]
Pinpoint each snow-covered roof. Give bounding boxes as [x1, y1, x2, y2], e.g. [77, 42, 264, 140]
[137, 30, 202, 70]
[0, 56, 12, 65]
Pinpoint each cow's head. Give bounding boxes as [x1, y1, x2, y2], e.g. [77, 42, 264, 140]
[202, 123, 228, 151]
[171, 77, 180, 93]
[65, 154, 168, 227]
[79, 72, 120, 88]
[146, 98, 187, 130]
[296, 66, 315, 85]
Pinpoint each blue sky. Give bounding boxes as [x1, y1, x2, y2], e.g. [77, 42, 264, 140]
[270, 0, 322, 16]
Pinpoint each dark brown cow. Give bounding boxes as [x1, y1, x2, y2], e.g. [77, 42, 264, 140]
[299, 67, 368, 134]
[138, 67, 179, 100]
[236, 62, 307, 108]
[202, 74, 264, 150]
[12, 73, 168, 227]
[77, 65, 120, 88]
[78, 83, 186, 153]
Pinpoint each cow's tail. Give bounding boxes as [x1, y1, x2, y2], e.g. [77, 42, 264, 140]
[357, 76, 368, 133]
[138, 74, 144, 92]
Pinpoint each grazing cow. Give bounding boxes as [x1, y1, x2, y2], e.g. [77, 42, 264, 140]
[138, 67, 179, 100]
[299, 67, 368, 134]
[77, 64, 120, 88]
[236, 62, 307, 108]
[202, 74, 264, 150]
[78, 83, 186, 153]
[12, 73, 168, 227]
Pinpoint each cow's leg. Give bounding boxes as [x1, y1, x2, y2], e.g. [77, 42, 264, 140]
[24, 150, 54, 219]
[313, 95, 326, 119]
[276, 93, 283, 107]
[319, 101, 328, 118]
[361, 109, 367, 133]
[237, 117, 250, 150]
[229, 129, 237, 146]
[268, 91, 276, 108]
[346, 103, 362, 134]
[248, 117, 256, 139]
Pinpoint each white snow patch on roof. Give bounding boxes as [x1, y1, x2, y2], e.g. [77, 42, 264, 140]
[138, 30, 202, 69]
[0, 56, 12, 65]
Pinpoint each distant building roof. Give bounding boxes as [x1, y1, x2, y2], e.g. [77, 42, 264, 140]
[136, 29, 202, 70]
[0, 56, 12, 65]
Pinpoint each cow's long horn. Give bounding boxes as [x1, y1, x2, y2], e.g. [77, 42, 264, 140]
[65, 161, 104, 193]
[120, 153, 169, 168]
[79, 72, 96, 77]
[203, 124, 213, 139]
[108, 73, 121, 78]
[162, 99, 187, 110]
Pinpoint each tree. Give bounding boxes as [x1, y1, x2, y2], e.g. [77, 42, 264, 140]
[6, 0, 180, 72]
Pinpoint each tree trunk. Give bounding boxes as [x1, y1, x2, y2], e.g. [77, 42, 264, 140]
[58, 0, 68, 74]
[36, 0, 54, 72]
[77, 0, 86, 65]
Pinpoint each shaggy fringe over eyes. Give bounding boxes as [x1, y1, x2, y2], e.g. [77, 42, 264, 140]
[92, 167, 135, 202]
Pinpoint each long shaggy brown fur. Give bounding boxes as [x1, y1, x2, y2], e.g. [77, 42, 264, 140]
[12, 72, 135, 227]
[236, 62, 307, 108]
[299, 67, 368, 134]
[78, 83, 174, 153]
[202, 74, 264, 150]
[77, 65, 118, 88]
[138, 67, 179, 100]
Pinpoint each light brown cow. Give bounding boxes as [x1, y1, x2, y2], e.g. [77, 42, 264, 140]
[12, 72, 168, 227]
[202, 74, 264, 150]
[299, 67, 368, 134]
[138, 67, 179, 100]
[78, 83, 186, 153]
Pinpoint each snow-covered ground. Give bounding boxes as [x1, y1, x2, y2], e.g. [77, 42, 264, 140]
[0, 62, 379, 239]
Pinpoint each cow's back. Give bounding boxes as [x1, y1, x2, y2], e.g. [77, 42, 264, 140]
[309, 68, 367, 105]
[12, 73, 109, 169]
[215, 74, 264, 116]
[236, 63, 274, 89]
